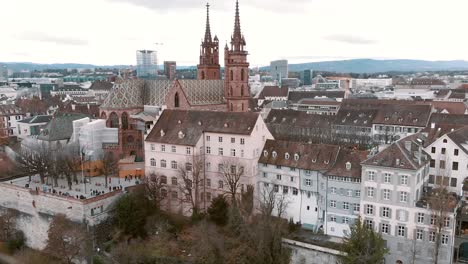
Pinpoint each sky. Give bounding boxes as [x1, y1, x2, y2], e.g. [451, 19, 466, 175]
[1, 0, 468, 67]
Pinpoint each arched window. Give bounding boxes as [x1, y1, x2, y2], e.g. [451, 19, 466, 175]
[230, 103, 234, 111]
[230, 86, 233, 96]
[100, 112, 107, 120]
[109, 112, 119, 128]
[241, 85, 244, 96]
[161, 160, 167, 168]
[121, 112, 129, 130]
[161, 176, 167, 184]
[150, 158, 156, 167]
[230, 70, 233, 81]
[174, 92, 180, 108]
[201, 71, 205, 80]
[241, 103, 244, 111]
[171, 161, 178, 169]
[241, 69, 245, 81]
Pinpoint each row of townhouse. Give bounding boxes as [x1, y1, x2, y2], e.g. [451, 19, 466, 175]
[266, 103, 433, 147]
[143, 108, 465, 264]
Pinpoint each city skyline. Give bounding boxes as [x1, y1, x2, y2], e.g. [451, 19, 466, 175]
[1, 0, 468, 66]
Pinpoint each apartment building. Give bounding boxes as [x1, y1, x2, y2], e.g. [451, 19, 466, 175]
[144, 109, 273, 213]
[361, 134, 456, 264]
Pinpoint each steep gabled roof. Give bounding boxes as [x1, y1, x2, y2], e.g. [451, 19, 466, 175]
[258, 86, 289, 99]
[325, 148, 369, 178]
[373, 104, 432, 127]
[362, 134, 429, 170]
[258, 140, 339, 171]
[37, 112, 90, 142]
[146, 110, 259, 146]
[446, 126, 468, 155]
[288, 90, 345, 103]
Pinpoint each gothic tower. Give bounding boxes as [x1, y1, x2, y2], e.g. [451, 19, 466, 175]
[197, 3, 221, 80]
[224, 0, 250, 112]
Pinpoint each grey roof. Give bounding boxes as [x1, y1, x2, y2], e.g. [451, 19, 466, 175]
[18, 115, 52, 124]
[146, 109, 259, 146]
[37, 113, 90, 141]
[101, 79, 225, 110]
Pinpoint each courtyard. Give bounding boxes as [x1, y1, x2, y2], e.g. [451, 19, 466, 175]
[6, 174, 142, 200]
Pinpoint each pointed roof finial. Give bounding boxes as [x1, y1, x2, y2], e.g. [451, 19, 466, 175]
[204, 2, 212, 42]
[231, 0, 245, 51]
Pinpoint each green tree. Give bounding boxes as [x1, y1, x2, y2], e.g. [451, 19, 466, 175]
[114, 190, 152, 238]
[340, 217, 389, 264]
[207, 195, 229, 226]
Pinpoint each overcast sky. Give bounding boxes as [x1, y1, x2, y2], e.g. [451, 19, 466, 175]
[1, 0, 467, 67]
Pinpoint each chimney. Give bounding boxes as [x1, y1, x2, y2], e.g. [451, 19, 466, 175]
[345, 162, 352, 171]
[404, 141, 412, 152]
[396, 158, 400, 165]
[71, 104, 76, 111]
[87, 103, 90, 110]
[430, 122, 435, 129]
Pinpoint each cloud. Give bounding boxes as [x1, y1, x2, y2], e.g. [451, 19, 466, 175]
[106, 0, 310, 12]
[16, 31, 88, 46]
[324, 34, 376, 45]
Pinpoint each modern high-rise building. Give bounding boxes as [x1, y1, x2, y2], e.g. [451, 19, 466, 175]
[136, 50, 158, 78]
[164, 61, 177, 80]
[0, 65, 8, 81]
[300, 69, 313, 86]
[270, 60, 288, 81]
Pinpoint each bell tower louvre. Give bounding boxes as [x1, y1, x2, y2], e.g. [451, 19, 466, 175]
[197, 3, 221, 80]
[224, 0, 250, 112]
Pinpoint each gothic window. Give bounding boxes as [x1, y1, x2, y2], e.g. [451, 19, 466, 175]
[230, 70, 233, 81]
[230, 86, 233, 96]
[230, 103, 233, 112]
[201, 71, 205, 80]
[121, 112, 129, 130]
[100, 112, 107, 120]
[241, 69, 245, 81]
[109, 112, 119, 128]
[175, 92, 180, 108]
[241, 85, 244, 96]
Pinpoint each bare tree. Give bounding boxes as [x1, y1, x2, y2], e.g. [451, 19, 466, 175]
[16, 141, 51, 183]
[0, 209, 18, 241]
[427, 186, 457, 264]
[257, 184, 289, 220]
[143, 172, 166, 211]
[100, 151, 117, 188]
[44, 214, 91, 264]
[63, 143, 83, 185]
[177, 155, 204, 216]
[220, 159, 245, 206]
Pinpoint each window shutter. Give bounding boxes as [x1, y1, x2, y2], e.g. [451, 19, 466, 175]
[388, 208, 392, 219]
[405, 211, 409, 222]
[414, 213, 418, 223]
[379, 207, 383, 217]
[405, 227, 408, 238]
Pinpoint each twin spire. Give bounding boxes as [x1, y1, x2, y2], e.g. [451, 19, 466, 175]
[202, 1, 244, 49]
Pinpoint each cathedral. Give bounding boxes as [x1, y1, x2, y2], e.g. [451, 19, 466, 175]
[99, 1, 253, 158]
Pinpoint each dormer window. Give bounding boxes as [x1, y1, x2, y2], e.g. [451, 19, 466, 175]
[324, 160, 329, 165]
[178, 120, 181, 124]
[345, 162, 352, 171]
[178, 131, 185, 139]
[272, 151, 277, 158]
[160, 129, 165, 137]
[198, 121, 202, 126]
[398, 118, 403, 122]
[285, 153, 290, 160]
[312, 159, 317, 163]
[384, 117, 389, 121]
[294, 154, 299, 161]
[224, 123, 229, 128]
[263, 150, 268, 157]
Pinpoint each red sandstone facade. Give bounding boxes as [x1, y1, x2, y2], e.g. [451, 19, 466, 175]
[224, 1, 250, 112]
[197, 3, 221, 81]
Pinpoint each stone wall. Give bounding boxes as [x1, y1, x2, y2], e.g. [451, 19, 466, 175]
[283, 238, 343, 264]
[0, 183, 124, 249]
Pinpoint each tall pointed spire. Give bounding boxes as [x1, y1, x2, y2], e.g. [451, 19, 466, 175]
[204, 2, 212, 42]
[231, 0, 245, 52]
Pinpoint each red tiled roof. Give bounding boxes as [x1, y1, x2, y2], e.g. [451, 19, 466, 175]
[325, 148, 368, 178]
[258, 86, 289, 99]
[431, 101, 467, 115]
[372, 104, 432, 127]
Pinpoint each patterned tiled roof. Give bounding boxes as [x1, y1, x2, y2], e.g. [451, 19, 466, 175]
[101, 79, 145, 109]
[178, 80, 225, 105]
[101, 79, 225, 109]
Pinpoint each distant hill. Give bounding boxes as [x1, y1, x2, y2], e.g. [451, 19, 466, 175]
[3, 59, 468, 74]
[0, 62, 133, 72]
[261, 59, 468, 74]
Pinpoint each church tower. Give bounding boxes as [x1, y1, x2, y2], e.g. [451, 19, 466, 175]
[197, 3, 221, 80]
[224, 0, 250, 112]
